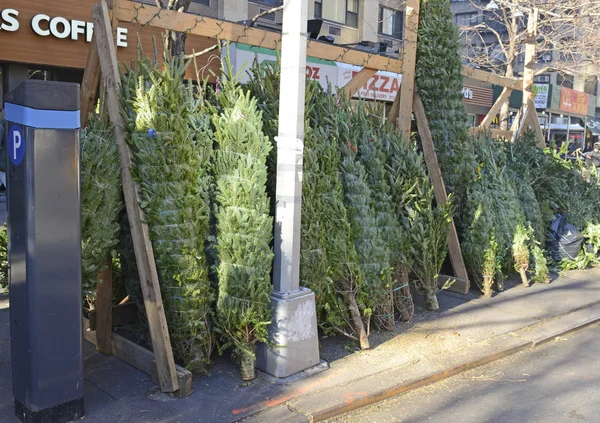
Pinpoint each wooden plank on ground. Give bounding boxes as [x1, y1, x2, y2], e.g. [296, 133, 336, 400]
[480, 87, 512, 130]
[341, 68, 377, 99]
[413, 93, 470, 294]
[80, 41, 101, 128]
[116, 1, 401, 73]
[397, 0, 420, 140]
[95, 260, 113, 354]
[82, 318, 193, 397]
[90, 302, 138, 330]
[92, 0, 179, 393]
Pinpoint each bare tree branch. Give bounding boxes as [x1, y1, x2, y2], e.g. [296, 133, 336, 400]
[249, 5, 284, 28]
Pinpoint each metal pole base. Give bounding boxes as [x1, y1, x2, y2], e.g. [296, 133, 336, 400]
[15, 398, 84, 423]
[256, 287, 320, 378]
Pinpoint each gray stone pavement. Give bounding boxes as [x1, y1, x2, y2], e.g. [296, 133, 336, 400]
[0, 267, 598, 423]
[327, 322, 600, 423]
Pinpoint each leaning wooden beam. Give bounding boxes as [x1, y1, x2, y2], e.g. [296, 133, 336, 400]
[397, 0, 420, 140]
[413, 93, 470, 294]
[116, 1, 401, 72]
[80, 41, 101, 128]
[341, 68, 377, 99]
[480, 87, 512, 130]
[387, 83, 402, 126]
[462, 67, 523, 90]
[82, 318, 193, 397]
[527, 98, 546, 148]
[92, 0, 179, 393]
[512, 103, 530, 142]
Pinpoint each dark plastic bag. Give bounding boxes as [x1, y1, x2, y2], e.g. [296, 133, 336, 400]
[548, 214, 584, 262]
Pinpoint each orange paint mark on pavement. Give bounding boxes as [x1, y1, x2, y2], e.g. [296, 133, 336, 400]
[343, 392, 368, 406]
[231, 370, 338, 416]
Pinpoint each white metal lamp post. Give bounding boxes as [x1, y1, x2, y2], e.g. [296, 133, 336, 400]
[256, 0, 321, 378]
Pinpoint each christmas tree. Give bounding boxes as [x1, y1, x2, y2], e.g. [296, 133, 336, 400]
[121, 51, 214, 371]
[212, 70, 274, 380]
[80, 111, 123, 310]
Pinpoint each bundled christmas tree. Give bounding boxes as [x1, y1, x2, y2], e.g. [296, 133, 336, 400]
[80, 111, 123, 310]
[353, 106, 397, 329]
[415, 0, 476, 218]
[246, 66, 371, 347]
[341, 140, 393, 331]
[212, 72, 274, 380]
[120, 51, 214, 371]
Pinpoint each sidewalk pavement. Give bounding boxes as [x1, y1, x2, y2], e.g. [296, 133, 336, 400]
[0, 267, 599, 423]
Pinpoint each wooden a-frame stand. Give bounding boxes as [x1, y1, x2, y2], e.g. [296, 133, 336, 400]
[81, 0, 191, 397]
[79, 0, 546, 393]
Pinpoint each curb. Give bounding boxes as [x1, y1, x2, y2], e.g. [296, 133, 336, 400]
[242, 304, 600, 423]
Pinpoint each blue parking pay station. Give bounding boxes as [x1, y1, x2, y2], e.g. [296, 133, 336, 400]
[4, 80, 84, 423]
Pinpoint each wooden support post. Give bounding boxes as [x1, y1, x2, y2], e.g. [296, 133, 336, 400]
[341, 68, 377, 99]
[95, 260, 113, 354]
[80, 42, 101, 128]
[527, 98, 546, 148]
[413, 93, 470, 294]
[522, 8, 538, 109]
[480, 87, 512, 130]
[92, 0, 179, 393]
[388, 84, 402, 126]
[396, 0, 420, 140]
[512, 103, 530, 142]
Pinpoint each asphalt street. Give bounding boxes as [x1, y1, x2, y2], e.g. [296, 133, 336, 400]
[327, 323, 600, 423]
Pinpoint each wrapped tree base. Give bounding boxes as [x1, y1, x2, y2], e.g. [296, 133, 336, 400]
[239, 348, 256, 381]
[393, 268, 414, 322]
[426, 293, 439, 311]
[346, 289, 370, 350]
[483, 276, 494, 298]
[373, 288, 396, 332]
[519, 269, 530, 287]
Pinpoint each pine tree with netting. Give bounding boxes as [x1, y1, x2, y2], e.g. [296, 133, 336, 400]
[212, 70, 274, 380]
[415, 0, 477, 221]
[353, 105, 396, 330]
[302, 83, 370, 348]
[80, 111, 123, 310]
[120, 50, 214, 371]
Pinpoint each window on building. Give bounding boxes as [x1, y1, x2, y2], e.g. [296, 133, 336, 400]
[378, 7, 402, 39]
[584, 76, 598, 96]
[191, 0, 211, 6]
[316, 0, 358, 27]
[450, 0, 467, 2]
[557, 72, 574, 89]
[453, 12, 477, 26]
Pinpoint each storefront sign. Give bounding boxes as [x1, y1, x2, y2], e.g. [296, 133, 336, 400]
[462, 85, 493, 108]
[230, 43, 402, 102]
[560, 87, 589, 116]
[0, 1, 219, 79]
[533, 83, 549, 109]
[0, 7, 128, 47]
[230, 43, 338, 91]
[337, 64, 402, 102]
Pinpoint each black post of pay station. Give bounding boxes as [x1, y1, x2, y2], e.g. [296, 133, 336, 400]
[4, 80, 84, 423]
